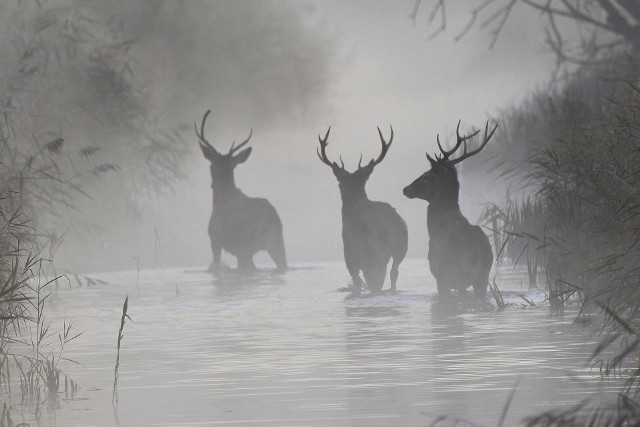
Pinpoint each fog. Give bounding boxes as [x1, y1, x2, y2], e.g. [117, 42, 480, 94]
[55, 1, 556, 273]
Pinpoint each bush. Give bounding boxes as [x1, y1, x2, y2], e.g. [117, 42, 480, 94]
[481, 57, 640, 422]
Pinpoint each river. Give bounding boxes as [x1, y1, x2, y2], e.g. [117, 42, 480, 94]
[4, 259, 623, 426]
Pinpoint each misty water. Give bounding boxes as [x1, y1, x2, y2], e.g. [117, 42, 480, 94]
[12, 259, 624, 426]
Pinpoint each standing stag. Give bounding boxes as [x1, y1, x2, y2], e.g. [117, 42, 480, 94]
[196, 110, 287, 273]
[317, 127, 408, 295]
[403, 121, 497, 297]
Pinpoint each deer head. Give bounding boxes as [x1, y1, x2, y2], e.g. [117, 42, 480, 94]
[195, 109, 253, 190]
[317, 126, 394, 204]
[403, 120, 497, 204]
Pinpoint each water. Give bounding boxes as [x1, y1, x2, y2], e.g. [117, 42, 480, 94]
[5, 260, 624, 426]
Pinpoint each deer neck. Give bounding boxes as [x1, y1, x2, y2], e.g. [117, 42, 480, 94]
[211, 178, 243, 205]
[427, 193, 461, 230]
[340, 187, 369, 210]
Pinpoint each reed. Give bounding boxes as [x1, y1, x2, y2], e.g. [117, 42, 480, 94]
[524, 395, 640, 427]
[479, 56, 640, 423]
[489, 279, 505, 310]
[112, 296, 131, 405]
[0, 196, 82, 417]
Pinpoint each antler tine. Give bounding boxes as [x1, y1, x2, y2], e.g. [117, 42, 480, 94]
[317, 126, 339, 168]
[195, 109, 215, 149]
[436, 134, 445, 160]
[229, 129, 253, 155]
[449, 121, 498, 166]
[437, 119, 478, 160]
[367, 125, 394, 168]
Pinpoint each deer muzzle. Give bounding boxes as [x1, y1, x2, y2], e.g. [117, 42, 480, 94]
[403, 184, 417, 199]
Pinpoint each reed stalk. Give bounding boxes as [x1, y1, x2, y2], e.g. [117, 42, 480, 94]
[112, 296, 131, 405]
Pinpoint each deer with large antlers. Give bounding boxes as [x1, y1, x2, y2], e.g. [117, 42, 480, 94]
[317, 127, 408, 295]
[403, 121, 498, 297]
[196, 110, 287, 273]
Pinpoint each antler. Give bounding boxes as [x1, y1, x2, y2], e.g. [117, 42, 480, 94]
[435, 120, 481, 161]
[317, 127, 345, 170]
[448, 121, 498, 166]
[194, 109, 253, 156]
[429, 120, 498, 166]
[363, 125, 394, 169]
[195, 109, 217, 152]
[228, 129, 253, 156]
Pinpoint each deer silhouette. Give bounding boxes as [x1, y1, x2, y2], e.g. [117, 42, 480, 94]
[196, 110, 287, 273]
[317, 126, 408, 295]
[403, 120, 497, 297]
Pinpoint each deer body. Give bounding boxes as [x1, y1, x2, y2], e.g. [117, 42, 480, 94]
[318, 127, 408, 294]
[403, 121, 497, 297]
[209, 191, 286, 271]
[342, 199, 408, 293]
[425, 193, 493, 296]
[197, 110, 287, 273]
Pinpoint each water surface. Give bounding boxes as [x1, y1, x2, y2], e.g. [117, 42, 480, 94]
[8, 260, 623, 426]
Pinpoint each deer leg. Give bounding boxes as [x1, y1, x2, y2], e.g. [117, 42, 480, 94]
[364, 265, 386, 294]
[267, 231, 288, 273]
[473, 276, 489, 299]
[237, 255, 257, 272]
[390, 257, 402, 293]
[208, 240, 222, 274]
[351, 275, 363, 295]
[207, 216, 222, 273]
[473, 282, 488, 298]
[436, 280, 453, 298]
[346, 265, 363, 295]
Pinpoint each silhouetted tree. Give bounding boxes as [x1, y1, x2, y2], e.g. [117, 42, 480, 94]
[0, 1, 186, 221]
[412, 0, 640, 78]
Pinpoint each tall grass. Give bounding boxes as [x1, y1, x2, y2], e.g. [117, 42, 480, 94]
[482, 57, 640, 305]
[477, 57, 640, 423]
[0, 102, 91, 412]
[0, 197, 80, 414]
[112, 296, 130, 406]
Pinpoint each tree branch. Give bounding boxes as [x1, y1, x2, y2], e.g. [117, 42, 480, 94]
[411, 0, 638, 64]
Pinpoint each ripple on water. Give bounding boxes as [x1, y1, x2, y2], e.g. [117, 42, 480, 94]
[15, 261, 625, 426]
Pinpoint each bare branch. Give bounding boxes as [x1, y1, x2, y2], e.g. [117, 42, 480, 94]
[481, 0, 518, 48]
[521, 0, 614, 33]
[413, 0, 638, 65]
[428, 0, 447, 40]
[409, 0, 425, 25]
[454, 0, 493, 42]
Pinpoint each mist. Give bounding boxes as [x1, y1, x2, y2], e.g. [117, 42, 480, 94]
[5, 1, 640, 425]
[52, 0, 555, 273]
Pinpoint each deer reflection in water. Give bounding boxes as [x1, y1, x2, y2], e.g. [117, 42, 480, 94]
[404, 121, 497, 298]
[196, 110, 287, 274]
[317, 127, 408, 296]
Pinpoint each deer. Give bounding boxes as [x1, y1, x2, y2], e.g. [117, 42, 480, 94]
[195, 109, 287, 273]
[403, 120, 498, 298]
[317, 126, 408, 295]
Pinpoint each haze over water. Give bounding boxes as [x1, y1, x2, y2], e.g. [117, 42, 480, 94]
[1, 2, 621, 426]
[14, 260, 619, 426]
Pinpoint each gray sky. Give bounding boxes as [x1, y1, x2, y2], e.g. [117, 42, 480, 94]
[57, 1, 557, 272]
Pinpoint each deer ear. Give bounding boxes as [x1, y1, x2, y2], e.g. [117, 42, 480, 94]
[199, 142, 218, 161]
[332, 166, 349, 181]
[426, 153, 437, 167]
[233, 147, 252, 164]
